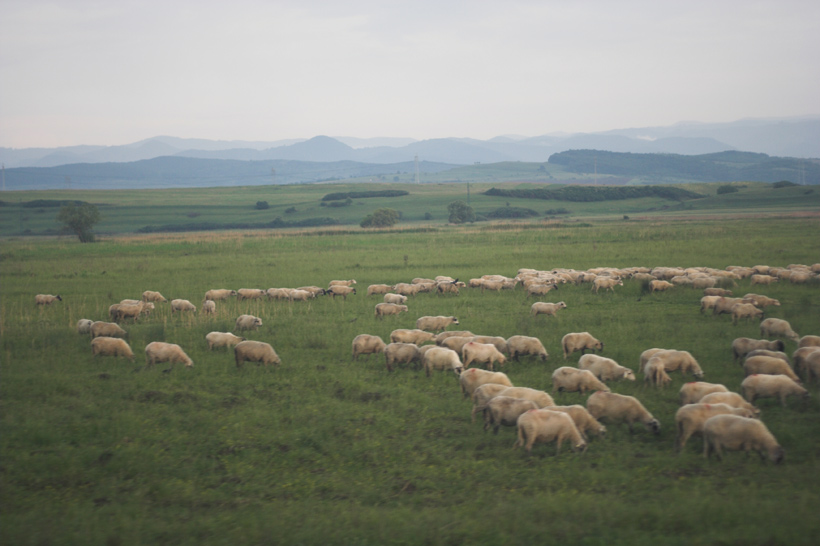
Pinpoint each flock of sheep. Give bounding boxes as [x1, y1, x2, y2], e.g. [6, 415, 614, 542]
[36, 261, 820, 461]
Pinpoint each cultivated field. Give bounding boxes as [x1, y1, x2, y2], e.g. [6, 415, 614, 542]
[2, 216, 820, 545]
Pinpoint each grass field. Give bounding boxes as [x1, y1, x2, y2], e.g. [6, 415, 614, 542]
[2, 212, 820, 545]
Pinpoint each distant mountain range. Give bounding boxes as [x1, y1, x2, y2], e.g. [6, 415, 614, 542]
[2, 117, 818, 169]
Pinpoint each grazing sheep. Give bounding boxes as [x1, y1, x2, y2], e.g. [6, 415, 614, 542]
[327, 285, 357, 299]
[434, 330, 475, 344]
[644, 357, 673, 388]
[367, 284, 394, 296]
[76, 319, 94, 335]
[393, 283, 421, 297]
[35, 294, 62, 305]
[412, 277, 436, 285]
[691, 277, 719, 290]
[506, 335, 549, 361]
[141, 290, 168, 303]
[471, 383, 514, 422]
[675, 403, 756, 451]
[732, 337, 786, 363]
[700, 296, 722, 314]
[703, 288, 733, 297]
[234, 340, 281, 368]
[793, 347, 820, 379]
[647, 350, 704, 379]
[204, 289, 237, 301]
[374, 303, 408, 318]
[462, 342, 507, 371]
[679, 382, 730, 405]
[237, 288, 266, 300]
[527, 283, 559, 297]
[483, 396, 539, 434]
[145, 341, 194, 368]
[798, 335, 820, 349]
[586, 391, 660, 435]
[298, 286, 326, 297]
[731, 303, 764, 324]
[459, 368, 514, 398]
[90, 321, 128, 339]
[639, 348, 667, 373]
[702, 414, 784, 464]
[530, 301, 567, 317]
[266, 288, 292, 300]
[390, 329, 436, 345]
[743, 355, 801, 382]
[561, 332, 604, 360]
[436, 280, 460, 295]
[201, 300, 216, 315]
[750, 274, 778, 286]
[760, 318, 799, 342]
[745, 349, 789, 363]
[422, 347, 464, 376]
[416, 315, 459, 333]
[712, 297, 752, 316]
[649, 280, 674, 293]
[440, 335, 476, 354]
[577, 354, 635, 382]
[170, 299, 196, 313]
[351, 334, 387, 360]
[551, 367, 610, 394]
[790, 270, 814, 284]
[234, 314, 263, 331]
[741, 374, 809, 407]
[206, 331, 245, 350]
[543, 405, 607, 440]
[111, 302, 148, 322]
[804, 350, 820, 383]
[699, 392, 761, 417]
[383, 293, 408, 305]
[383, 343, 422, 372]
[743, 294, 781, 308]
[514, 409, 587, 455]
[91, 337, 135, 361]
[289, 289, 313, 302]
[592, 276, 623, 294]
[329, 279, 356, 287]
[495, 387, 556, 409]
[470, 336, 508, 355]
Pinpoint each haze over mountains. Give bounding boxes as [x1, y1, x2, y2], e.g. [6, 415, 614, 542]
[2, 117, 818, 169]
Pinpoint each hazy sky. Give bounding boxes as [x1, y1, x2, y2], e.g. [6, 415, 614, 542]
[1, 0, 818, 148]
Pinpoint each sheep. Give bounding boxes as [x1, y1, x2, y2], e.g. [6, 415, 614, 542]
[649, 280, 674, 293]
[233, 340, 281, 368]
[750, 274, 778, 286]
[421, 347, 464, 376]
[675, 403, 757, 451]
[90, 321, 128, 339]
[743, 294, 781, 309]
[440, 335, 476, 354]
[495, 387, 556, 408]
[390, 329, 436, 345]
[414, 282, 438, 293]
[204, 289, 237, 301]
[699, 392, 761, 417]
[234, 314, 263, 331]
[141, 290, 168, 303]
[265, 288, 292, 300]
[732, 337, 786, 363]
[731, 302, 764, 324]
[470, 335, 508, 355]
[367, 284, 394, 296]
[506, 335, 549, 361]
[462, 342, 507, 371]
[790, 270, 814, 284]
[76, 319, 94, 335]
[643, 357, 673, 388]
[702, 414, 784, 464]
[691, 277, 719, 290]
[109, 302, 146, 322]
[712, 297, 752, 316]
[434, 330, 475, 344]
[527, 283, 559, 297]
[703, 288, 733, 297]
[201, 300, 216, 315]
[383, 343, 422, 372]
[798, 335, 820, 349]
[530, 301, 567, 317]
[327, 285, 357, 299]
[374, 303, 408, 318]
[393, 283, 421, 297]
[383, 293, 408, 305]
[514, 409, 587, 455]
[170, 299, 196, 313]
[760, 318, 799, 342]
[144, 341, 194, 368]
[470, 383, 513, 422]
[237, 288, 266, 300]
[206, 331, 245, 350]
[459, 368, 513, 398]
[289, 289, 313, 302]
[351, 334, 386, 360]
[647, 350, 704, 379]
[35, 294, 62, 305]
[679, 382, 730, 405]
[296, 286, 326, 297]
[577, 354, 635, 382]
[639, 348, 667, 373]
[561, 332, 603, 360]
[743, 355, 801, 382]
[544, 405, 607, 440]
[436, 280, 460, 295]
[741, 374, 809, 407]
[804, 350, 820, 383]
[586, 391, 660, 434]
[91, 337, 135, 360]
[592, 276, 623, 294]
[412, 277, 436, 285]
[483, 396, 539, 434]
[416, 315, 459, 333]
[793, 347, 820, 379]
[551, 367, 610, 394]
[329, 279, 356, 287]
[700, 296, 722, 314]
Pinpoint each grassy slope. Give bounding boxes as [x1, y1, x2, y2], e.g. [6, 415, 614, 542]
[2, 218, 820, 545]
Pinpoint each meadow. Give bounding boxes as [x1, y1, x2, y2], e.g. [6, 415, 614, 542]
[2, 215, 820, 545]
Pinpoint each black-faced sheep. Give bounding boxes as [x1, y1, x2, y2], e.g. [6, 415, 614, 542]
[234, 314, 263, 331]
[91, 337, 134, 361]
[675, 403, 756, 451]
[760, 318, 799, 342]
[586, 391, 660, 434]
[459, 368, 513, 398]
[506, 335, 549, 361]
[234, 340, 281, 368]
[514, 409, 587, 455]
[702, 414, 784, 464]
[462, 342, 506, 371]
[561, 332, 603, 360]
[206, 332, 245, 350]
[551, 367, 610, 394]
[35, 294, 62, 305]
[741, 374, 809, 407]
[577, 354, 635, 382]
[145, 341, 194, 368]
[416, 315, 459, 333]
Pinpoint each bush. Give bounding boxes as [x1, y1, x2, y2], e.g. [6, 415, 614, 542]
[773, 180, 797, 188]
[255, 201, 270, 209]
[484, 207, 540, 219]
[716, 185, 739, 195]
[361, 208, 399, 228]
[285, 206, 297, 213]
[447, 201, 475, 224]
[56, 202, 100, 243]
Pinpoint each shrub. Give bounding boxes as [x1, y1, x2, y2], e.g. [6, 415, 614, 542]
[773, 180, 797, 188]
[716, 185, 739, 195]
[361, 208, 399, 228]
[56, 202, 100, 243]
[447, 201, 475, 224]
[255, 201, 270, 209]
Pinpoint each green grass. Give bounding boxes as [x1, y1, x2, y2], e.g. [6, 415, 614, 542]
[2, 217, 820, 545]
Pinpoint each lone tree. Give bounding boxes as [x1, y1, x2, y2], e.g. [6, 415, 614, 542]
[447, 200, 475, 224]
[56, 202, 101, 242]
[361, 208, 399, 228]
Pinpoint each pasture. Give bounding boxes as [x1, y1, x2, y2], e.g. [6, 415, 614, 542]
[2, 216, 820, 545]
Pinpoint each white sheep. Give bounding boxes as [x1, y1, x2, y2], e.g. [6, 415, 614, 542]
[201, 300, 216, 315]
[743, 355, 801, 382]
[698, 392, 761, 417]
[204, 289, 237, 301]
[798, 335, 820, 349]
[561, 332, 604, 360]
[329, 279, 356, 287]
[731, 303, 764, 324]
[390, 329, 436, 345]
[470, 383, 513, 422]
[530, 301, 567, 317]
[459, 368, 513, 398]
[234, 314, 263, 331]
[750, 274, 778, 286]
[91, 337, 135, 361]
[643, 357, 673, 388]
[439, 335, 476, 355]
[76, 319, 94, 335]
[393, 283, 421, 297]
[679, 381, 729, 405]
[206, 331, 245, 350]
[375, 303, 408, 318]
[675, 403, 756, 451]
[350, 334, 386, 360]
[367, 284, 394, 296]
[422, 347, 464, 376]
[552, 367, 610, 394]
[741, 374, 809, 407]
[732, 337, 785, 363]
[383, 293, 408, 305]
[703, 288, 733, 297]
[638, 348, 667, 372]
[234, 340, 281, 368]
[436, 280, 460, 295]
[266, 288, 293, 300]
[462, 342, 507, 371]
[145, 341, 194, 368]
[289, 289, 313, 302]
[803, 349, 820, 383]
[112, 302, 148, 322]
[483, 396, 539, 434]
[649, 280, 674, 293]
[592, 276, 623, 294]
[416, 315, 460, 333]
[141, 290, 168, 303]
[35, 294, 62, 305]
[586, 391, 660, 434]
[577, 354, 635, 382]
[699, 296, 722, 314]
[742, 293, 781, 308]
[543, 405, 607, 441]
[297, 286, 326, 297]
[506, 335, 549, 362]
[702, 414, 784, 464]
[237, 288, 266, 300]
[646, 350, 704, 379]
[469, 335, 508, 355]
[759, 318, 799, 342]
[171, 299, 196, 313]
[383, 342, 422, 372]
[527, 283, 559, 297]
[434, 330, 475, 344]
[327, 285, 357, 299]
[90, 321, 128, 339]
[514, 409, 587, 454]
[793, 347, 820, 380]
